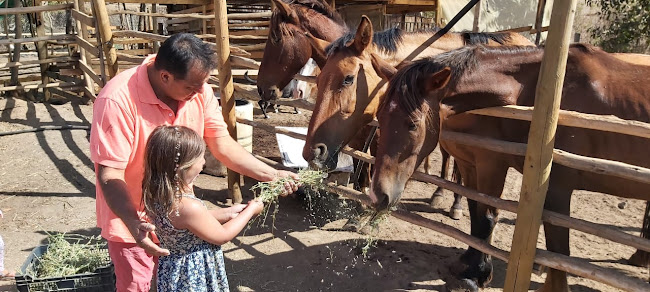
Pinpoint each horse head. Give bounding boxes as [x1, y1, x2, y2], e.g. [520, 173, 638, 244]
[303, 16, 392, 170]
[257, 0, 346, 102]
[369, 59, 452, 210]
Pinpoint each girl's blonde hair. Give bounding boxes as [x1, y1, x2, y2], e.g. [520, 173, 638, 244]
[142, 125, 206, 218]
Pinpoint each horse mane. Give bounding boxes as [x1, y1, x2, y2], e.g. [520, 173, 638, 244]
[269, 0, 345, 44]
[326, 27, 405, 56]
[461, 31, 513, 45]
[384, 45, 543, 118]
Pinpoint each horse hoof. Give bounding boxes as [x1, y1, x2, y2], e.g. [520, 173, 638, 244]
[445, 278, 479, 292]
[449, 208, 463, 220]
[430, 194, 444, 208]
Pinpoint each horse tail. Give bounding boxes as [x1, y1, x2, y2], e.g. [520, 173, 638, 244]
[244, 71, 257, 85]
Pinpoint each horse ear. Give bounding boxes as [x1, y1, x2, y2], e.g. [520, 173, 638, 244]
[424, 67, 452, 94]
[348, 16, 373, 54]
[272, 0, 299, 24]
[305, 32, 330, 67]
[370, 53, 397, 81]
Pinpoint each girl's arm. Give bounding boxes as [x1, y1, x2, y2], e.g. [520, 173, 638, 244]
[209, 204, 246, 224]
[171, 198, 263, 245]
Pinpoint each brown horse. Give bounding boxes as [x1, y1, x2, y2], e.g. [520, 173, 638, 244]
[257, 0, 347, 103]
[302, 16, 533, 218]
[370, 44, 650, 291]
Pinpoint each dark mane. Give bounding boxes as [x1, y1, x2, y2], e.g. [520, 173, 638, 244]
[461, 31, 513, 45]
[326, 27, 405, 56]
[384, 45, 543, 118]
[269, 0, 345, 43]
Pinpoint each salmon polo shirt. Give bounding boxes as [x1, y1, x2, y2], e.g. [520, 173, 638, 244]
[89, 55, 229, 243]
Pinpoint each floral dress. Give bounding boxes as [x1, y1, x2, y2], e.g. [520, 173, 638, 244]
[152, 194, 229, 292]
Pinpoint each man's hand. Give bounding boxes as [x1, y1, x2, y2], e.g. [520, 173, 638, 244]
[127, 220, 170, 257]
[276, 170, 300, 196]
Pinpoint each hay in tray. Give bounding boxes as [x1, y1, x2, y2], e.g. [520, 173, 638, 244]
[27, 233, 110, 278]
[249, 169, 326, 231]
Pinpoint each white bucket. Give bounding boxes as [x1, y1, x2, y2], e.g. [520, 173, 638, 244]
[203, 99, 254, 176]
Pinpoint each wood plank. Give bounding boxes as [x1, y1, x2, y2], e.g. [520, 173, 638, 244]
[0, 81, 78, 91]
[229, 21, 269, 28]
[470, 105, 650, 140]
[71, 8, 95, 28]
[110, 10, 212, 20]
[116, 52, 146, 64]
[227, 11, 271, 20]
[0, 56, 77, 68]
[0, 3, 73, 15]
[78, 60, 104, 87]
[0, 35, 74, 46]
[120, 48, 153, 55]
[75, 35, 100, 57]
[112, 30, 251, 57]
[230, 29, 269, 36]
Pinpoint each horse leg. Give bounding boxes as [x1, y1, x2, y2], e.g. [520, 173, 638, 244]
[452, 161, 508, 291]
[538, 180, 572, 292]
[449, 162, 464, 220]
[293, 106, 300, 114]
[628, 201, 650, 267]
[430, 148, 450, 208]
[257, 100, 270, 119]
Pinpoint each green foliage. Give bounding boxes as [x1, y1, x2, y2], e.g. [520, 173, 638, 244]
[587, 0, 650, 53]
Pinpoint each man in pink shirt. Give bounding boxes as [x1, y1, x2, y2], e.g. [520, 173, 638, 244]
[90, 33, 298, 291]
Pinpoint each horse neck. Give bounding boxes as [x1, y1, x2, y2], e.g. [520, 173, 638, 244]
[297, 8, 348, 41]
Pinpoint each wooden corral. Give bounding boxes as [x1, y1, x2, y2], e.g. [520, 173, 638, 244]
[2, 0, 649, 291]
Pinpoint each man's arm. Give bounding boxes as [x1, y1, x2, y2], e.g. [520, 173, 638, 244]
[97, 165, 170, 256]
[206, 135, 299, 193]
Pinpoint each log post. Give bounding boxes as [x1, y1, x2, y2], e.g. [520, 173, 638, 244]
[472, 0, 481, 32]
[215, 0, 242, 204]
[74, 0, 95, 99]
[152, 4, 159, 52]
[534, 0, 547, 45]
[503, 1, 578, 291]
[34, 0, 50, 101]
[92, 0, 118, 78]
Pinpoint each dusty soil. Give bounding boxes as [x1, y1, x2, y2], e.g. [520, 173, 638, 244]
[0, 96, 648, 292]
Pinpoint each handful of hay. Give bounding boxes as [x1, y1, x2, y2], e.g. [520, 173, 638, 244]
[27, 233, 110, 278]
[249, 169, 326, 230]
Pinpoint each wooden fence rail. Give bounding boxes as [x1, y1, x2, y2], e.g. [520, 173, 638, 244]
[249, 127, 650, 292]
[0, 3, 72, 15]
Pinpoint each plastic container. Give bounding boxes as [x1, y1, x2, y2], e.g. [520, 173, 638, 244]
[15, 245, 115, 292]
[204, 99, 254, 176]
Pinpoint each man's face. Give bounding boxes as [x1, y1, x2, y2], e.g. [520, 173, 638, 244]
[163, 63, 211, 102]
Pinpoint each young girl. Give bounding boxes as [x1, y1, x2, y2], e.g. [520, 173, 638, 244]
[143, 125, 263, 291]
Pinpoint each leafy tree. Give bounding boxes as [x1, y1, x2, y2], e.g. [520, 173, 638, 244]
[587, 0, 650, 53]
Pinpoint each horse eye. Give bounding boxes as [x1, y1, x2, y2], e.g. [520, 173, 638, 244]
[342, 75, 355, 86]
[408, 122, 417, 131]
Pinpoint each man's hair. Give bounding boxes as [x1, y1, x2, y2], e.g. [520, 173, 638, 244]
[154, 33, 217, 79]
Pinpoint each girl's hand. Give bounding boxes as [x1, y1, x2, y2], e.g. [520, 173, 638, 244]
[246, 199, 264, 215]
[227, 204, 247, 219]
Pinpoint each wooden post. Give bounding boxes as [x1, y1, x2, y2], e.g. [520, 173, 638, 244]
[9, 0, 22, 87]
[201, 5, 208, 37]
[90, 0, 107, 85]
[34, 0, 51, 101]
[152, 4, 160, 52]
[74, 0, 95, 99]
[472, 0, 481, 32]
[215, 0, 242, 204]
[503, 1, 578, 291]
[92, 0, 118, 78]
[534, 0, 547, 45]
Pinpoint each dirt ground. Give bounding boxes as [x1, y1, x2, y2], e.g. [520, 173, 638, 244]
[0, 96, 648, 292]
